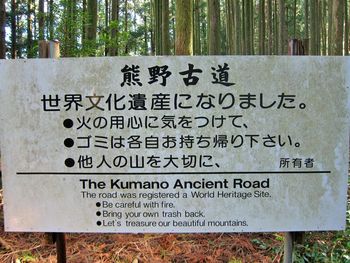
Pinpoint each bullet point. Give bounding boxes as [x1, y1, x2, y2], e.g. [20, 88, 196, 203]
[96, 202, 101, 207]
[64, 138, 74, 148]
[63, 119, 73, 128]
[65, 158, 75, 168]
[96, 211, 101, 216]
[97, 221, 102, 226]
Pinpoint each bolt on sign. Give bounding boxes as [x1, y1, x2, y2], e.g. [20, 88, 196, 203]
[0, 57, 349, 233]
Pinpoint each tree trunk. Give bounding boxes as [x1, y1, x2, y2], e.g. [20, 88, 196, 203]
[0, 0, 5, 59]
[274, 0, 278, 54]
[200, 0, 207, 54]
[11, 0, 16, 58]
[332, 0, 344, 55]
[328, 0, 333, 55]
[250, 0, 254, 54]
[322, 0, 327, 55]
[143, 15, 148, 55]
[16, 4, 21, 57]
[234, 0, 241, 54]
[39, 0, 45, 40]
[153, 0, 170, 55]
[259, 0, 265, 54]
[33, 0, 37, 41]
[175, 0, 192, 55]
[267, 0, 272, 54]
[27, 0, 34, 58]
[162, 0, 170, 55]
[154, 0, 161, 54]
[124, 0, 128, 54]
[82, 0, 87, 47]
[105, 0, 109, 56]
[49, 0, 54, 39]
[244, 0, 251, 54]
[278, 0, 286, 55]
[311, 0, 317, 55]
[305, 0, 309, 42]
[87, 0, 98, 55]
[70, 0, 77, 56]
[208, 0, 220, 54]
[193, 0, 201, 55]
[293, 0, 296, 37]
[242, 0, 246, 53]
[317, 0, 321, 54]
[109, 0, 119, 56]
[226, 0, 235, 55]
[344, 0, 349, 55]
[150, 0, 155, 55]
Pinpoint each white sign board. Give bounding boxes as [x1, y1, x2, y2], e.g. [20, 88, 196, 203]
[0, 56, 349, 233]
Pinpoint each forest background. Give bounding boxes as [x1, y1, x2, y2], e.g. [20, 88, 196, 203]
[0, 0, 349, 58]
[0, 0, 349, 262]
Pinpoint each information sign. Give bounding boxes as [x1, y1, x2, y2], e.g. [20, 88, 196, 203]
[0, 56, 349, 232]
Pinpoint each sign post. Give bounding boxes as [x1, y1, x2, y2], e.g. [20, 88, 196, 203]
[38, 40, 66, 263]
[0, 56, 348, 240]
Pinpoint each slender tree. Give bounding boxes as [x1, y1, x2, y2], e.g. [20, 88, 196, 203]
[274, 0, 278, 54]
[322, 0, 327, 55]
[267, 0, 273, 54]
[175, 0, 192, 55]
[109, 0, 119, 56]
[332, 0, 344, 55]
[249, 0, 254, 54]
[305, 0, 309, 40]
[70, 0, 77, 56]
[226, 0, 234, 54]
[39, 0, 45, 40]
[244, 0, 253, 54]
[154, 0, 161, 54]
[233, 0, 241, 54]
[154, 0, 170, 54]
[49, 0, 54, 40]
[16, 1, 23, 57]
[278, 0, 286, 55]
[310, 0, 317, 54]
[345, 0, 349, 55]
[328, 0, 333, 55]
[0, 0, 5, 59]
[27, 0, 34, 58]
[293, 0, 296, 37]
[259, 0, 266, 54]
[105, 0, 109, 56]
[149, 0, 154, 54]
[11, 0, 16, 58]
[82, 0, 87, 46]
[317, 0, 321, 54]
[193, 0, 201, 55]
[87, 0, 98, 55]
[124, 0, 128, 54]
[200, 0, 207, 54]
[143, 15, 148, 54]
[162, 0, 170, 55]
[33, 0, 37, 41]
[242, 0, 246, 53]
[208, 0, 220, 54]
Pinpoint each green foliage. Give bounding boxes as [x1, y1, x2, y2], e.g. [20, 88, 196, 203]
[16, 251, 37, 262]
[251, 236, 283, 255]
[293, 201, 350, 263]
[228, 258, 242, 263]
